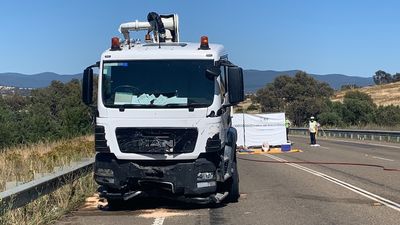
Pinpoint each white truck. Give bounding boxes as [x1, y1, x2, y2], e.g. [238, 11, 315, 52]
[82, 12, 244, 206]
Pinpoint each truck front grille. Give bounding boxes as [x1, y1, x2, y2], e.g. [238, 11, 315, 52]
[116, 128, 198, 154]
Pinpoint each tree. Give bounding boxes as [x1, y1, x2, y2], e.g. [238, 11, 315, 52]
[254, 71, 334, 126]
[255, 83, 285, 112]
[343, 90, 374, 104]
[318, 112, 343, 127]
[373, 70, 392, 85]
[0, 79, 93, 150]
[374, 105, 400, 126]
[393, 73, 400, 82]
[0, 106, 15, 148]
[287, 97, 330, 126]
[319, 101, 344, 127]
[342, 91, 376, 125]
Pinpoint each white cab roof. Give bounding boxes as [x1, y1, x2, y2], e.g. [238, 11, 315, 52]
[101, 42, 226, 61]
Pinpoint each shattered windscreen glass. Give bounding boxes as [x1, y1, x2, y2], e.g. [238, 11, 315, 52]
[102, 60, 215, 108]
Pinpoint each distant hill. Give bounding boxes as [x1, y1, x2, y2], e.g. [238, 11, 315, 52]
[332, 81, 400, 106]
[0, 72, 81, 88]
[244, 70, 374, 92]
[0, 70, 374, 92]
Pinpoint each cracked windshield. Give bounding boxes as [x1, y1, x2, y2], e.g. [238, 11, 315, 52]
[102, 60, 214, 108]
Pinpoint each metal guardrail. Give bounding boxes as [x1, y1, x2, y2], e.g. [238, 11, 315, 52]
[0, 159, 94, 215]
[290, 128, 400, 143]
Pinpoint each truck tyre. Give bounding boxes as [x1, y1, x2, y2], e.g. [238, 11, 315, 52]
[227, 161, 240, 202]
[106, 198, 125, 210]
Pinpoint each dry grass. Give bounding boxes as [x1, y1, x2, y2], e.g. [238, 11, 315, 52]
[235, 98, 261, 113]
[0, 135, 94, 192]
[237, 98, 253, 109]
[0, 136, 96, 225]
[332, 82, 400, 106]
[0, 173, 96, 225]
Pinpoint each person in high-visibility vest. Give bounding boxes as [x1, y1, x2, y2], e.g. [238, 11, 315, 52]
[285, 118, 291, 142]
[308, 116, 320, 146]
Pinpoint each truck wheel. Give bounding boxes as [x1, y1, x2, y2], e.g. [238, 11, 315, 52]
[227, 161, 240, 202]
[106, 198, 125, 210]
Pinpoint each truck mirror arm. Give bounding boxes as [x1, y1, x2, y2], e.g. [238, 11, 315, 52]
[216, 59, 236, 67]
[86, 61, 100, 70]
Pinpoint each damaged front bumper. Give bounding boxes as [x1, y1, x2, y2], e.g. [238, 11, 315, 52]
[94, 153, 223, 203]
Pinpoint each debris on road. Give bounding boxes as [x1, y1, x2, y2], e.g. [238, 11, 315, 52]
[238, 148, 302, 154]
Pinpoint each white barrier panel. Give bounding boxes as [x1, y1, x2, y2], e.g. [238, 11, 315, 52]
[232, 113, 287, 147]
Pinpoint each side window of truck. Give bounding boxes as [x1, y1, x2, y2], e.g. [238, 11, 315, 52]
[219, 66, 228, 104]
[220, 66, 227, 94]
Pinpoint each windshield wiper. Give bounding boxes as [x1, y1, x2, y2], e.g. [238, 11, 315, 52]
[188, 103, 210, 107]
[116, 104, 161, 111]
[114, 103, 210, 111]
[118, 104, 158, 108]
[163, 103, 210, 108]
[163, 103, 187, 107]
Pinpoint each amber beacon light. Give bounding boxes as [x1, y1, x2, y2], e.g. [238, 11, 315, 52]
[199, 36, 210, 50]
[111, 37, 121, 50]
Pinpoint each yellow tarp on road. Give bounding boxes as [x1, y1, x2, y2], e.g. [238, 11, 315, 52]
[238, 148, 302, 154]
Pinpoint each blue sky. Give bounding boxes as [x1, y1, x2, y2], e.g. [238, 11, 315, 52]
[0, 0, 399, 77]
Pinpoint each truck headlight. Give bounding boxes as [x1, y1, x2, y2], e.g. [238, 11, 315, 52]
[197, 172, 215, 181]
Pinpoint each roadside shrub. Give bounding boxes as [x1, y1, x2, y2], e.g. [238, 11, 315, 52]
[318, 112, 343, 127]
[374, 105, 400, 126]
[342, 91, 376, 125]
[0, 79, 93, 150]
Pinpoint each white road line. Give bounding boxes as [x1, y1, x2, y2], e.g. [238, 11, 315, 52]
[152, 217, 165, 225]
[372, 156, 395, 162]
[264, 154, 400, 212]
[319, 146, 330, 149]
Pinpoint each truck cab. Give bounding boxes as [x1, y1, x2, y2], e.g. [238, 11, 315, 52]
[82, 12, 244, 205]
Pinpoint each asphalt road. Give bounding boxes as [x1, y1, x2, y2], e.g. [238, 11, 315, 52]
[55, 136, 400, 225]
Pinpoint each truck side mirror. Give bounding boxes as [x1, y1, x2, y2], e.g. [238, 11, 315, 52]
[227, 67, 244, 105]
[82, 68, 93, 105]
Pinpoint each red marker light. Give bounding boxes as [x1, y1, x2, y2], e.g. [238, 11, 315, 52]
[111, 37, 121, 50]
[199, 36, 210, 50]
